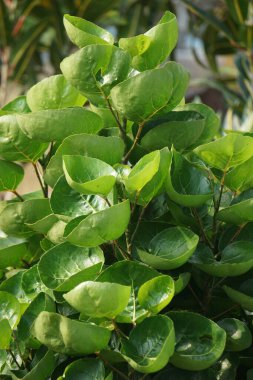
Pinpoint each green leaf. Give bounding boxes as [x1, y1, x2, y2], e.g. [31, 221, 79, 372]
[138, 275, 175, 314]
[45, 134, 124, 187]
[21, 265, 50, 300]
[174, 272, 191, 295]
[169, 311, 226, 370]
[0, 114, 48, 162]
[121, 315, 175, 373]
[60, 45, 131, 105]
[62, 358, 105, 380]
[26, 74, 85, 111]
[119, 11, 178, 71]
[0, 291, 20, 328]
[165, 149, 213, 207]
[125, 151, 160, 193]
[0, 237, 34, 269]
[0, 160, 24, 191]
[17, 293, 55, 344]
[140, 111, 204, 152]
[65, 200, 131, 247]
[0, 320, 12, 349]
[97, 261, 160, 323]
[217, 318, 252, 352]
[64, 281, 131, 318]
[194, 134, 253, 171]
[163, 62, 190, 111]
[176, 103, 220, 144]
[225, 156, 253, 192]
[110, 66, 173, 122]
[19, 349, 56, 380]
[137, 227, 199, 270]
[191, 242, 253, 277]
[50, 176, 108, 222]
[31, 311, 111, 355]
[223, 280, 253, 311]
[63, 155, 116, 196]
[1, 95, 30, 114]
[16, 108, 103, 142]
[38, 242, 104, 291]
[0, 203, 33, 238]
[63, 14, 114, 48]
[218, 195, 253, 225]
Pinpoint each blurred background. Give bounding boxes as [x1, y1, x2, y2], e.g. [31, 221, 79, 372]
[0, 0, 253, 194]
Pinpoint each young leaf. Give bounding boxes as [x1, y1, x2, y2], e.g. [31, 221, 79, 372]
[63, 14, 114, 48]
[26, 74, 85, 111]
[63, 155, 116, 196]
[121, 315, 175, 373]
[64, 281, 131, 318]
[169, 311, 226, 371]
[137, 227, 199, 270]
[31, 311, 111, 355]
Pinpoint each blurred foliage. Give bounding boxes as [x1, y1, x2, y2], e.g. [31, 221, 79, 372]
[181, 0, 253, 130]
[0, 0, 174, 105]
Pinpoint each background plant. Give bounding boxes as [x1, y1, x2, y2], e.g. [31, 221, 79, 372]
[1, 9, 253, 379]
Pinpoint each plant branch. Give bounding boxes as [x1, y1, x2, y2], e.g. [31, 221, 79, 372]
[106, 98, 128, 145]
[32, 162, 47, 197]
[188, 284, 205, 312]
[114, 240, 130, 260]
[123, 121, 145, 163]
[97, 353, 129, 380]
[8, 349, 22, 370]
[130, 206, 146, 246]
[229, 223, 246, 244]
[212, 170, 227, 249]
[191, 208, 214, 250]
[11, 190, 24, 201]
[212, 304, 240, 320]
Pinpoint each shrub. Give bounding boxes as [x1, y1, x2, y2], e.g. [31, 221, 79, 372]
[0, 10, 253, 379]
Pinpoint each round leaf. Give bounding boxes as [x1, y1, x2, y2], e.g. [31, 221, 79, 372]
[0, 160, 24, 191]
[169, 311, 226, 371]
[0, 291, 20, 328]
[62, 358, 105, 380]
[223, 280, 253, 311]
[218, 199, 253, 225]
[64, 281, 131, 318]
[225, 156, 253, 192]
[217, 318, 252, 352]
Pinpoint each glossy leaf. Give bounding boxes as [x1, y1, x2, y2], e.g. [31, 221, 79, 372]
[121, 315, 175, 373]
[65, 200, 130, 247]
[16, 108, 102, 142]
[218, 318, 252, 352]
[217, 198, 253, 225]
[1, 95, 30, 114]
[62, 358, 105, 380]
[194, 134, 253, 171]
[174, 272, 191, 295]
[97, 261, 160, 323]
[32, 311, 111, 355]
[166, 149, 213, 207]
[223, 280, 253, 311]
[138, 275, 175, 314]
[191, 242, 253, 277]
[0, 291, 20, 328]
[63, 155, 116, 195]
[137, 227, 199, 270]
[0, 320, 12, 349]
[0, 237, 34, 269]
[64, 14, 114, 48]
[119, 11, 178, 71]
[64, 281, 131, 318]
[21, 265, 49, 299]
[169, 311, 226, 370]
[38, 242, 104, 291]
[225, 156, 253, 192]
[26, 74, 85, 111]
[0, 160, 24, 191]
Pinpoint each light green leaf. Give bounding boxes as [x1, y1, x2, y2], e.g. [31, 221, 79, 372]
[97, 261, 160, 323]
[121, 315, 175, 373]
[16, 108, 102, 142]
[61, 45, 131, 105]
[218, 190, 253, 225]
[138, 275, 175, 314]
[0, 291, 20, 328]
[1, 95, 30, 114]
[174, 272, 191, 295]
[64, 281, 131, 318]
[163, 62, 190, 111]
[19, 349, 56, 380]
[165, 149, 213, 207]
[45, 134, 124, 187]
[65, 200, 131, 247]
[0, 114, 48, 162]
[0, 160, 24, 191]
[0, 237, 34, 269]
[137, 227, 199, 270]
[191, 242, 253, 277]
[63, 155, 116, 195]
[0, 320, 12, 349]
[21, 265, 50, 300]
[119, 11, 178, 71]
[194, 134, 253, 171]
[62, 358, 105, 380]
[63, 14, 114, 48]
[50, 176, 108, 221]
[27, 74, 85, 111]
[110, 66, 173, 122]
[225, 156, 253, 192]
[32, 311, 111, 355]
[38, 242, 104, 291]
[169, 311, 226, 371]
[217, 318, 252, 352]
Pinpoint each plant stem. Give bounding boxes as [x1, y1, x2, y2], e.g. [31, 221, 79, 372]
[97, 353, 129, 380]
[8, 349, 22, 369]
[191, 208, 214, 250]
[11, 190, 24, 201]
[229, 223, 246, 243]
[212, 304, 240, 320]
[188, 284, 205, 312]
[123, 121, 145, 163]
[130, 206, 146, 246]
[114, 240, 130, 260]
[106, 98, 128, 145]
[32, 162, 47, 197]
[212, 171, 227, 250]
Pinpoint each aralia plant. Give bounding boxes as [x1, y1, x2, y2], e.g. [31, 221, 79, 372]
[0, 10, 253, 380]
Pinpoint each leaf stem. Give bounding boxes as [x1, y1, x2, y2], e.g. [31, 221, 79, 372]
[229, 223, 246, 244]
[212, 171, 227, 248]
[212, 304, 240, 320]
[191, 208, 214, 250]
[123, 121, 145, 163]
[130, 206, 147, 246]
[11, 190, 24, 202]
[187, 284, 205, 312]
[8, 349, 22, 369]
[97, 353, 129, 380]
[106, 98, 128, 145]
[32, 162, 47, 197]
[114, 240, 130, 260]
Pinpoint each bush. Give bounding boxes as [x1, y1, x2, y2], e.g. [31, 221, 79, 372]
[0, 10, 253, 379]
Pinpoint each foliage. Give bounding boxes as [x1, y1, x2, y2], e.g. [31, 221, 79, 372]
[0, 9, 253, 379]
